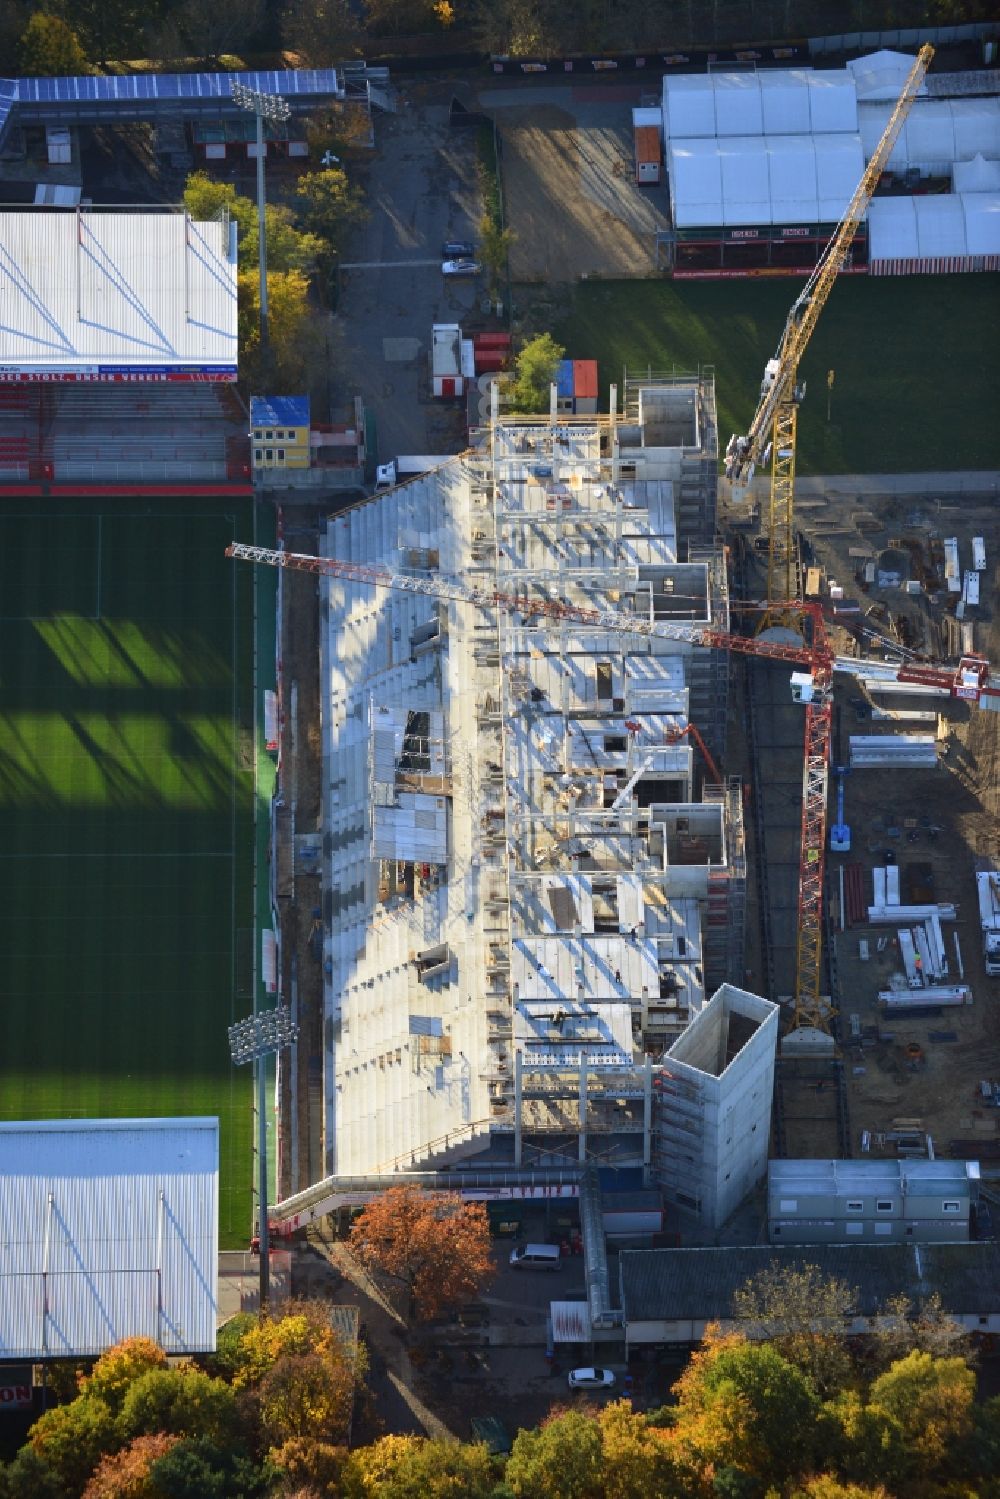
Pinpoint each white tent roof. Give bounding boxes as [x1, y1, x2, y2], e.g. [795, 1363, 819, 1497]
[668, 134, 865, 227]
[963, 192, 1000, 255]
[719, 137, 772, 223]
[860, 97, 1000, 172]
[662, 68, 857, 140]
[847, 48, 927, 102]
[669, 137, 724, 224]
[953, 151, 1000, 192]
[868, 192, 1000, 260]
[0, 1118, 218, 1358]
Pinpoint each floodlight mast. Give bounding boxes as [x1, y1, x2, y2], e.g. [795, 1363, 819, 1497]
[230, 82, 291, 360]
[228, 1004, 298, 1310]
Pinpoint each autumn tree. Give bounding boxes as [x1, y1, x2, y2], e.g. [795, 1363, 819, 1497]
[24, 1395, 118, 1497]
[282, 0, 363, 65]
[228, 1300, 357, 1390]
[146, 1437, 273, 1499]
[362, 0, 448, 36]
[237, 268, 318, 390]
[19, 13, 91, 75]
[790, 1481, 894, 1499]
[509, 333, 565, 414]
[294, 168, 368, 263]
[270, 1436, 348, 1495]
[670, 1335, 822, 1484]
[819, 1390, 909, 1493]
[867, 1349, 976, 1474]
[82, 1433, 180, 1499]
[597, 1400, 690, 1499]
[174, 0, 266, 62]
[118, 1367, 240, 1448]
[83, 1338, 169, 1415]
[342, 1433, 498, 1498]
[732, 1262, 858, 1396]
[255, 1351, 357, 1447]
[506, 1409, 605, 1499]
[477, 211, 514, 298]
[869, 1290, 975, 1372]
[349, 1186, 494, 1322]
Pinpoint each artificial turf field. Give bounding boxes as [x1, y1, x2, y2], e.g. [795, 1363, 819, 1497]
[0, 498, 265, 1247]
[551, 273, 1000, 474]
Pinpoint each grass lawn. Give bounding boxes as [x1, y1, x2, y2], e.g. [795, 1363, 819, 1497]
[550, 274, 1000, 473]
[0, 500, 260, 1247]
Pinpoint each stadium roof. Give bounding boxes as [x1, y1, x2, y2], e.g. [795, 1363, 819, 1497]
[0, 1118, 219, 1358]
[0, 67, 344, 148]
[0, 210, 238, 381]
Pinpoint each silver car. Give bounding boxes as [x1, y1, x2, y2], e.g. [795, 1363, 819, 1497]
[442, 258, 481, 277]
[567, 1367, 616, 1391]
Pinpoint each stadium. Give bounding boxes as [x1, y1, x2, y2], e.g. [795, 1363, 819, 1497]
[0, 203, 271, 1248]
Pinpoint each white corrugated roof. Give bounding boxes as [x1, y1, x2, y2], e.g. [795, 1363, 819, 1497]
[954, 153, 1000, 192]
[963, 192, 1000, 254]
[0, 1118, 218, 1358]
[0, 211, 238, 378]
[847, 48, 927, 102]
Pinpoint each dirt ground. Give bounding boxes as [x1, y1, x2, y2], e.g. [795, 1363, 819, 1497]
[492, 96, 669, 283]
[800, 493, 1000, 1159]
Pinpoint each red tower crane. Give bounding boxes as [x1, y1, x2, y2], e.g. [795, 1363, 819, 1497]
[227, 542, 998, 1033]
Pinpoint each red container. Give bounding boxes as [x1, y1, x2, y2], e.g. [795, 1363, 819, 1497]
[473, 332, 512, 349]
[475, 352, 509, 373]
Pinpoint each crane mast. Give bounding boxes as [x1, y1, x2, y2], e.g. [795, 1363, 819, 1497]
[725, 44, 934, 612]
[228, 539, 996, 1034]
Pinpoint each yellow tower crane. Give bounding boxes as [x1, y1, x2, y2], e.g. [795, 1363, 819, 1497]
[725, 44, 934, 616]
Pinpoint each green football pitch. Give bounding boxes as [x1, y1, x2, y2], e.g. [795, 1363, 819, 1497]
[0, 499, 265, 1247]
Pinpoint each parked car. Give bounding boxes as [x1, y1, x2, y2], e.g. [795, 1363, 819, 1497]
[442, 240, 475, 257]
[567, 1367, 616, 1391]
[442, 258, 481, 277]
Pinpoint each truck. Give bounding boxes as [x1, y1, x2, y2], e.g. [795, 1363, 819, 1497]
[375, 455, 453, 489]
[977, 864, 1000, 977]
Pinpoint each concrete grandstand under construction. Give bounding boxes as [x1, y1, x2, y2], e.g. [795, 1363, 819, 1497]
[292, 374, 776, 1231]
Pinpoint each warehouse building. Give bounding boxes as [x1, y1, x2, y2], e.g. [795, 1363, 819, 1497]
[302, 375, 772, 1221]
[620, 1240, 1000, 1348]
[0, 1118, 219, 1359]
[660, 51, 1000, 277]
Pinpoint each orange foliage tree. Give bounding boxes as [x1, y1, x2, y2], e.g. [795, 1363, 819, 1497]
[349, 1186, 494, 1322]
[82, 1432, 180, 1499]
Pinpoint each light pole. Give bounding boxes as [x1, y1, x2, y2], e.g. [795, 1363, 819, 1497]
[231, 82, 291, 364]
[228, 1005, 298, 1312]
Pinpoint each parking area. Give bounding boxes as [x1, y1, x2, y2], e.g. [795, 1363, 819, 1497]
[481, 83, 670, 283]
[338, 99, 483, 460]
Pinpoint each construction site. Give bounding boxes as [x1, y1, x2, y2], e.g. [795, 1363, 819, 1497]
[227, 50, 1000, 1343]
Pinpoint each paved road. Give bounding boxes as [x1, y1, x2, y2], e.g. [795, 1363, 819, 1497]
[741, 470, 1000, 500]
[339, 102, 484, 461]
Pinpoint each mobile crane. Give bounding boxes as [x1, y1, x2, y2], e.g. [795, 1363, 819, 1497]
[725, 44, 934, 615]
[227, 541, 998, 1034]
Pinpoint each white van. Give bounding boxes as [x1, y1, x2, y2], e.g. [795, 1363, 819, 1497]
[509, 1243, 561, 1270]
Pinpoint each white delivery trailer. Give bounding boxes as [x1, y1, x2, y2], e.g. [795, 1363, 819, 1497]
[375, 455, 454, 488]
[976, 865, 1000, 977]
